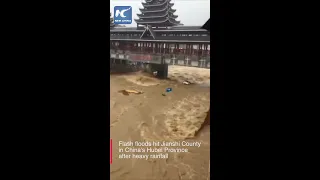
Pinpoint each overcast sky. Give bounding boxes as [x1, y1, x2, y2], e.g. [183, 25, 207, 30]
[110, 0, 210, 27]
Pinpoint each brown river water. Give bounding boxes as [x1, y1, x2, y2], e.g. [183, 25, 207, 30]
[110, 67, 210, 180]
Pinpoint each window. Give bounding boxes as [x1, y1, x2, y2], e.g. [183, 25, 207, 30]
[179, 44, 186, 49]
[169, 44, 175, 53]
[189, 34, 192, 36]
[201, 34, 208, 36]
[193, 44, 199, 49]
[207, 45, 210, 50]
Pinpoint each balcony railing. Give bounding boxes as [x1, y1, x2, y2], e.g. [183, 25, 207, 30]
[110, 49, 210, 68]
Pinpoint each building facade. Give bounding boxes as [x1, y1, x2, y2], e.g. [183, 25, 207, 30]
[110, 0, 210, 69]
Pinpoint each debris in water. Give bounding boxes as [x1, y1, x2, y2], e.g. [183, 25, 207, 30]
[153, 71, 158, 76]
[118, 90, 143, 96]
[162, 88, 172, 96]
[183, 80, 192, 85]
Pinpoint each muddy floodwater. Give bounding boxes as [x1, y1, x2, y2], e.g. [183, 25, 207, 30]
[110, 66, 210, 180]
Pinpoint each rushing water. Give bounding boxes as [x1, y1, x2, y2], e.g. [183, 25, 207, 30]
[110, 72, 210, 180]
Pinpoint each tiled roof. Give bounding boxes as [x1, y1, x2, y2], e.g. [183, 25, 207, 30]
[110, 26, 207, 32]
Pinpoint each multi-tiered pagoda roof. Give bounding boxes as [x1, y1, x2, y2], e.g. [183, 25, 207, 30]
[135, 0, 182, 28]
